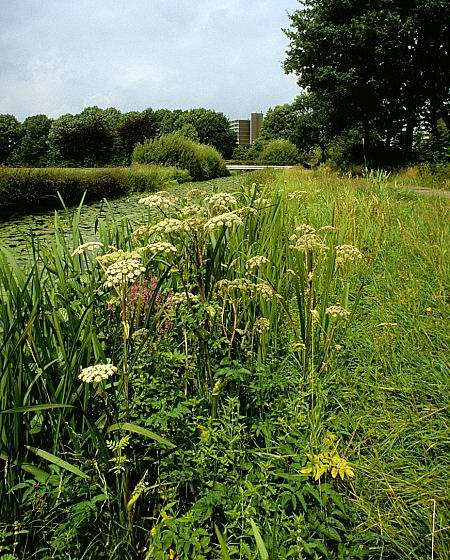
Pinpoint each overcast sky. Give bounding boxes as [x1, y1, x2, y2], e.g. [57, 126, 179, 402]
[0, 0, 301, 121]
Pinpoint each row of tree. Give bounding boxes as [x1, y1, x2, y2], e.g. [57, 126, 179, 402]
[0, 107, 237, 167]
[259, 0, 449, 168]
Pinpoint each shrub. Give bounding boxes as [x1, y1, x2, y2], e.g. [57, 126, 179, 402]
[259, 138, 300, 165]
[0, 165, 189, 214]
[132, 134, 229, 181]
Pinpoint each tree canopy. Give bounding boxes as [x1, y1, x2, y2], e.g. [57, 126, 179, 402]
[284, 0, 450, 164]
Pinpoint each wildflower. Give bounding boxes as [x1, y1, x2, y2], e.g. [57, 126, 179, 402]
[71, 241, 103, 256]
[97, 250, 141, 267]
[167, 292, 199, 306]
[180, 204, 206, 217]
[132, 225, 151, 238]
[104, 258, 145, 288]
[205, 192, 237, 210]
[149, 218, 187, 235]
[318, 225, 336, 234]
[287, 191, 307, 201]
[79, 363, 117, 383]
[145, 241, 177, 255]
[245, 255, 269, 270]
[325, 305, 351, 319]
[255, 317, 270, 333]
[236, 206, 258, 217]
[204, 212, 243, 232]
[216, 278, 253, 295]
[290, 233, 327, 253]
[138, 191, 179, 209]
[291, 341, 306, 352]
[255, 281, 282, 301]
[253, 196, 270, 207]
[295, 224, 316, 235]
[335, 244, 363, 266]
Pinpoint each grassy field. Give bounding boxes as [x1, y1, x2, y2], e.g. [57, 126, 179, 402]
[0, 167, 448, 559]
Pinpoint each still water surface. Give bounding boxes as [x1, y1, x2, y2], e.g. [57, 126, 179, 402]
[0, 175, 243, 262]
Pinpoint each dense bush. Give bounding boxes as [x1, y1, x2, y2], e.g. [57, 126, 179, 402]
[259, 138, 300, 165]
[0, 165, 190, 213]
[132, 134, 229, 180]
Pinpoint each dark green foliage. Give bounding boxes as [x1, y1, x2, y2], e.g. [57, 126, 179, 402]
[284, 0, 450, 167]
[0, 165, 189, 213]
[154, 108, 237, 157]
[9, 114, 52, 167]
[47, 106, 119, 167]
[115, 109, 159, 165]
[0, 114, 21, 164]
[259, 138, 300, 165]
[132, 134, 229, 180]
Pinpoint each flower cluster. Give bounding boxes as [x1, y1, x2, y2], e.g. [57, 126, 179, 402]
[246, 255, 269, 270]
[180, 204, 207, 218]
[325, 305, 351, 319]
[290, 233, 327, 253]
[79, 363, 117, 383]
[254, 317, 270, 333]
[104, 258, 145, 288]
[205, 192, 237, 211]
[145, 241, 177, 255]
[149, 218, 187, 235]
[216, 278, 281, 301]
[335, 244, 363, 267]
[167, 292, 199, 306]
[138, 191, 178, 209]
[97, 249, 141, 267]
[132, 225, 151, 238]
[71, 241, 103, 256]
[204, 212, 243, 232]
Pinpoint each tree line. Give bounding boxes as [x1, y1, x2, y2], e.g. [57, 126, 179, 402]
[0, 107, 237, 167]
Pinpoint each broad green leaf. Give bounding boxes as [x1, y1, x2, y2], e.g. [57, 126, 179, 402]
[250, 518, 269, 560]
[26, 446, 89, 480]
[214, 524, 231, 560]
[107, 422, 176, 449]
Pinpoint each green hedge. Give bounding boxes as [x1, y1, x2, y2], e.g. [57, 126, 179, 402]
[132, 133, 229, 181]
[259, 139, 300, 165]
[0, 165, 190, 213]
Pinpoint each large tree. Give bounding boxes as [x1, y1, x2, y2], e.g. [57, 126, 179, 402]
[48, 107, 119, 166]
[10, 114, 52, 166]
[284, 0, 450, 159]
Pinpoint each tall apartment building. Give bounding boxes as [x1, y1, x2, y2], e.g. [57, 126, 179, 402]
[230, 112, 263, 145]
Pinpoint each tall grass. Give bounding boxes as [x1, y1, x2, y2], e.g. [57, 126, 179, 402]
[0, 167, 448, 559]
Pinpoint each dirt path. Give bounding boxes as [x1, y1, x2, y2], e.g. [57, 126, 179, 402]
[400, 186, 450, 199]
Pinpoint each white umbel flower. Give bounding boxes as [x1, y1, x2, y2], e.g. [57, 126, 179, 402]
[71, 242, 103, 256]
[104, 258, 145, 288]
[335, 245, 363, 266]
[325, 305, 351, 319]
[79, 363, 117, 383]
[245, 255, 269, 270]
[204, 212, 243, 232]
[138, 191, 178, 209]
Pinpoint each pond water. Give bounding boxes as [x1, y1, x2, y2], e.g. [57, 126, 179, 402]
[0, 175, 244, 262]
